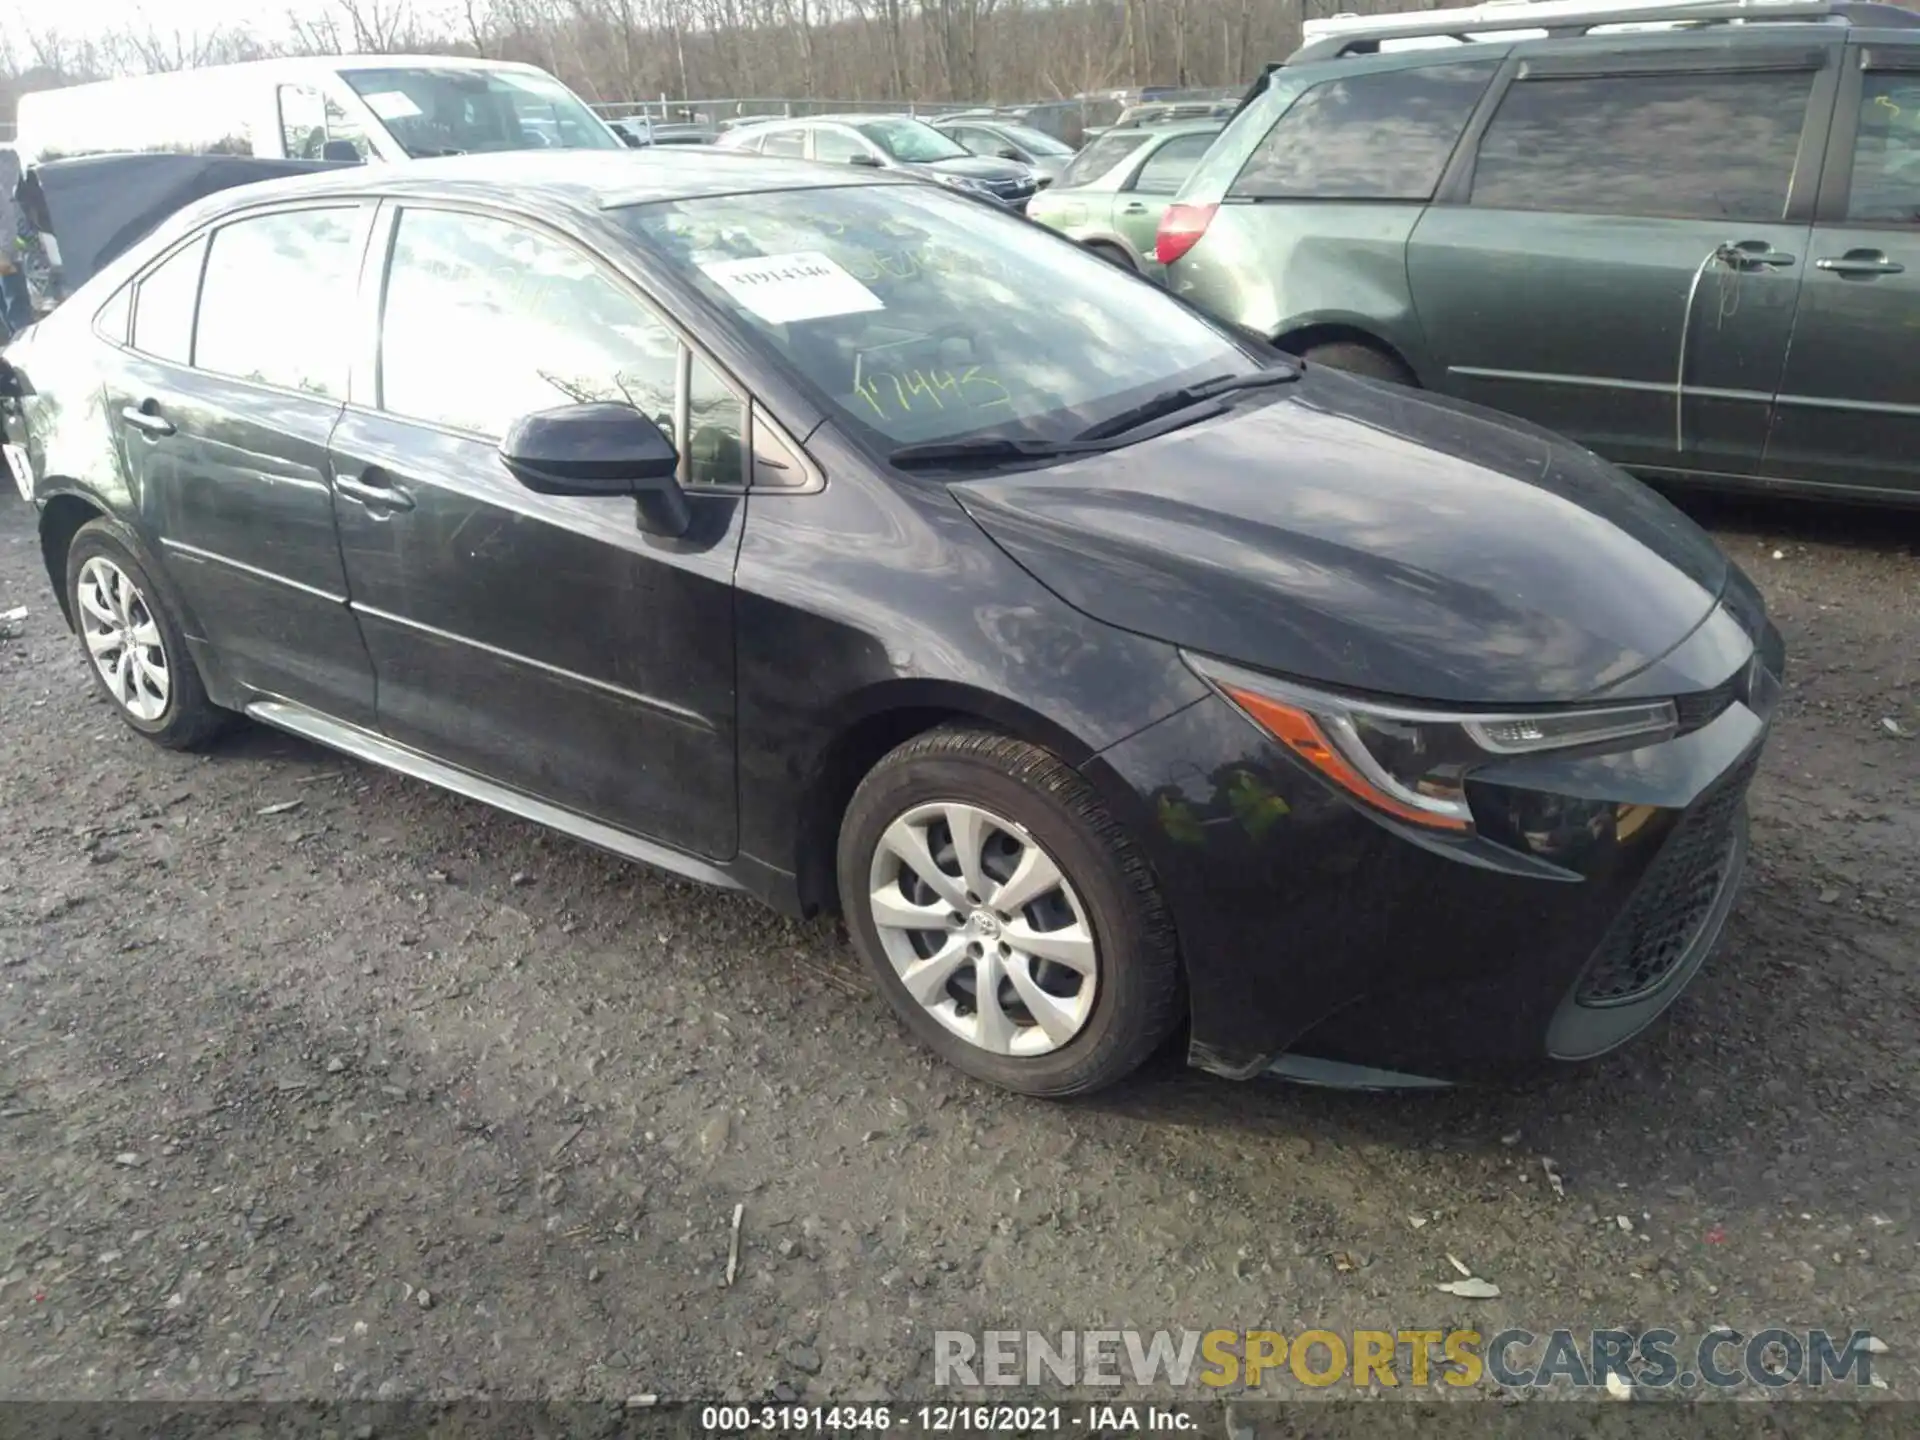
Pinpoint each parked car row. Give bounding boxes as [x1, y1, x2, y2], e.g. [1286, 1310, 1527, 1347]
[1, 0, 1803, 1105]
[8, 0, 1907, 1105]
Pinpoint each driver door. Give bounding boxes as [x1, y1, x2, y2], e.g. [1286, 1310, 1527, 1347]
[330, 202, 749, 858]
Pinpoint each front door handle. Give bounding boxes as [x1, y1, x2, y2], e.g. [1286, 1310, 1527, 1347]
[1815, 250, 1905, 277]
[335, 469, 415, 513]
[1720, 239, 1797, 270]
[120, 401, 175, 438]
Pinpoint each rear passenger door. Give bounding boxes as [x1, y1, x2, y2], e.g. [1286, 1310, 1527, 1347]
[1408, 40, 1838, 477]
[102, 202, 379, 725]
[328, 203, 751, 858]
[1763, 46, 1920, 498]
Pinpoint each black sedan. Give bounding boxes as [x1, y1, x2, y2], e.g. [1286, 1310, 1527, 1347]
[0, 152, 1782, 1096]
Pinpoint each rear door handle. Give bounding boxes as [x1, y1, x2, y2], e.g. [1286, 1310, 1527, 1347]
[1815, 251, 1905, 277]
[1120, 202, 1149, 214]
[335, 468, 415, 513]
[120, 401, 175, 438]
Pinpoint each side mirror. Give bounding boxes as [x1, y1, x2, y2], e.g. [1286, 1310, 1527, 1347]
[499, 403, 691, 537]
[996, 146, 1023, 161]
[848, 152, 884, 168]
[321, 139, 363, 163]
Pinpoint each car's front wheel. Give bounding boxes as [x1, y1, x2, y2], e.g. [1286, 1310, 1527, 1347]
[66, 521, 226, 749]
[837, 727, 1181, 1096]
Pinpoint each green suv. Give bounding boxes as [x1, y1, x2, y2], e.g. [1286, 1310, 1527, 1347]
[1164, 0, 1920, 503]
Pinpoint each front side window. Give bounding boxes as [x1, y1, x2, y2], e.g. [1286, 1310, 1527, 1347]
[195, 208, 361, 397]
[1847, 73, 1920, 224]
[1130, 133, 1219, 195]
[813, 127, 871, 164]
[1471, 68, 1815, 221]
[379, 208, 744, 485]
[279, 85, 371, 161]
[131, 236, 206, 364]
[1230, 62, 1497, 201]
[618, 184, 1248, 451]
[1058, 130, 1152, 189]
[340, 67, 618, 157]
[991, 123, 1073, 158]
[855, 118, 970, 163]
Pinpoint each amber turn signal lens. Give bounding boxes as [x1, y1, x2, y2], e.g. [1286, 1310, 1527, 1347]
[1223, 685, 1471, 833]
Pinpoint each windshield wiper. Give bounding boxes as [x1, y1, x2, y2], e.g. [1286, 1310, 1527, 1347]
[887, 435, 1111, 471]
[1072, 363, 1300, 443]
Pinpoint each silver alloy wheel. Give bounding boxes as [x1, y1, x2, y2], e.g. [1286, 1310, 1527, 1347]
[75, 556, 170, 723]
[867, 800, 1098, 1057]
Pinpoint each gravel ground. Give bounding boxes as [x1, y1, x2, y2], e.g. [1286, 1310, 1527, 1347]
[0, 485, 1915, 1405]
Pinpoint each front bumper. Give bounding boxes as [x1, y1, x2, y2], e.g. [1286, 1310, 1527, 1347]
[1086, 606, 1782, 1087]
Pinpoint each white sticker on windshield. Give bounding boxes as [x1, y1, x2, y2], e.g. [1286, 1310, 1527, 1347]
[361, 90, 423, 121]
[698, 251, 883, 324]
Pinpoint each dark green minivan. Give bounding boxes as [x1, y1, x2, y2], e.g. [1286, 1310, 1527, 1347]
[1164, 0, 1920, 503]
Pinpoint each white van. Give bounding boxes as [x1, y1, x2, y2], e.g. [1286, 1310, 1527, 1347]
[15, 55, 624, 166]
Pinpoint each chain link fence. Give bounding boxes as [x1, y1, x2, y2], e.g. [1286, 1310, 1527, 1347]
[591, 96, 996, 128]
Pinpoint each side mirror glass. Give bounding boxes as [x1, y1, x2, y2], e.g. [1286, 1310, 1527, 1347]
[321, 139, 363, 164]
[848, 152, 884, 168]
[996, 147, 1023, 161]
[499, 403, 691, 536]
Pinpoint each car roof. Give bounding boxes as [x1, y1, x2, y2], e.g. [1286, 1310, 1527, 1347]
[159, 150, 907, 228]
[1103, 118, 1223, 140]
[1286, 0, 1920, 63]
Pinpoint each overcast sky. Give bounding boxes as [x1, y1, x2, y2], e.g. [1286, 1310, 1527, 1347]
[3, 0, 392, 54]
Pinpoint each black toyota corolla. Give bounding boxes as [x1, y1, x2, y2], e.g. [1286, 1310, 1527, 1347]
[0, 151, 1783, 1097]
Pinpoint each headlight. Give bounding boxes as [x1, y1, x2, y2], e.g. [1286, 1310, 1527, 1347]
[1185, 653, 1678, 833]
[937, 173, 993, 195]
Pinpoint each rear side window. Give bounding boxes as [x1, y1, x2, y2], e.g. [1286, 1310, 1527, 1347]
[761, 128, 805, 158]
[195, 208, 363, 397]
[1470, 69, 1815, 221]
[1130, 133, 1218, 195]
[1229, 62, 1497, 201]
[131, 236, 207, 364]
[1058, 130, 1151, 188]
[1847, 73, 1920, 224]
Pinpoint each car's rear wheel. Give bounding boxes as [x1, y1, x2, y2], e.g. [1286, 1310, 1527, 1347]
[837, 727, 1181, 1096]
[66, 521, 226, 750]
[1299, 341, 1417, 386]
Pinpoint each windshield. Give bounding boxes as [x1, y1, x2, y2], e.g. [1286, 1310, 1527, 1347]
[993, 123, 1073, 157]
[617, 185, 1247, 449]
[341, 67, 619, 157]
[855, 117, 971, 163]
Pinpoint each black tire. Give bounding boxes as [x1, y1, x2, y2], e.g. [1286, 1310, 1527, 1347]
[1086, 241, 1138, 272]
[837, 726, 1182, 1097]
[1299, 340, 1417, 386]
[65, 520, 228, 750]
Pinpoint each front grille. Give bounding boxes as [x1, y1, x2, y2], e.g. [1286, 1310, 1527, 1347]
[1574, 754, 1757, 1007]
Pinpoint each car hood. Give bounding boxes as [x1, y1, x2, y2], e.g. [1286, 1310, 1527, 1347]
[912, 155, 1033, 182]
[952, 370, 1731, 706]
